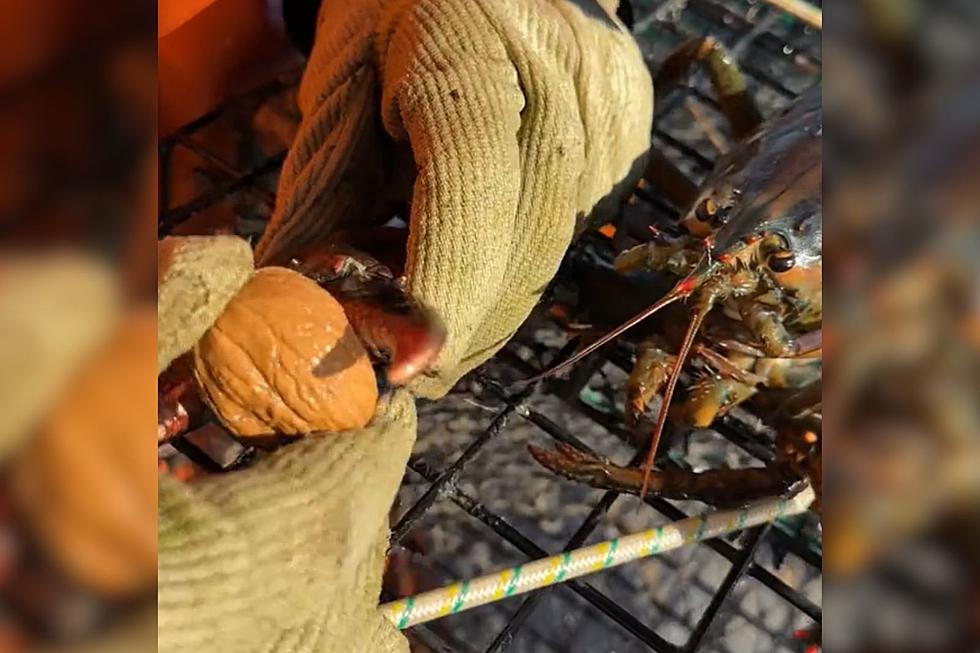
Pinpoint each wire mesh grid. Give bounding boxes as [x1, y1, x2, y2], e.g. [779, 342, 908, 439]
[158, 1, 822, 651]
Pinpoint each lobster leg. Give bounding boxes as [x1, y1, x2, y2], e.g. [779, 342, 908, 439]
[679, 349, 821, 426]
[653, 36, 764, 140]
[626, 340, 675, 426]
[636, 37, 764, 210]
[738, 300, 821, 358]
[158, 395, 189, 443]
[528, 442, 806, 506]
[628, 329, 773, 427]
[752, 356, 822, 390]
[615, 239, 701, 278]
[680, 375, 758, 427]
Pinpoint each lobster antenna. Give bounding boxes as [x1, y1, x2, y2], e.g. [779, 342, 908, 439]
[520, 275, 704, 387]
[639, 301, 712, 498]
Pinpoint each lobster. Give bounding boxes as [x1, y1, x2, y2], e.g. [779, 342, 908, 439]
[527, 37, 822, 503]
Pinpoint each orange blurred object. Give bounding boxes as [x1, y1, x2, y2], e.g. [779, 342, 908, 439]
[159, 0, 221, 38]
[159, 0, 301, 136]
[13, 308, 158, 598]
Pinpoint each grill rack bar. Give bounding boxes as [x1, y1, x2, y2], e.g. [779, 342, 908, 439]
[397, 377, 821, 652]
[484, 368, 823, 621]
[404, 455, 678, 652]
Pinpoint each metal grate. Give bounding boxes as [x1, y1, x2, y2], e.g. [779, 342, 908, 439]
[158, 1, 822, 651]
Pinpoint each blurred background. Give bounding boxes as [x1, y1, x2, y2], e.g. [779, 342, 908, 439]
[0, 0, 977, 651]
[822, 0, 980, 650]
[0, 0, 156, 651]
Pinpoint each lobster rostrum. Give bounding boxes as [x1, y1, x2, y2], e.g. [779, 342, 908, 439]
[529, 83, 823, 498]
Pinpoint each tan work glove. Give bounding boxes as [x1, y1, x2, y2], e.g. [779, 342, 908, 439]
[157, 235, 414, 653]
[256, 0, 653, 397]
[158, 394, 415, 653]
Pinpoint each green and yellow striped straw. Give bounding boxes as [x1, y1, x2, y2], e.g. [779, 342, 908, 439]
[381, 485, 815, 629]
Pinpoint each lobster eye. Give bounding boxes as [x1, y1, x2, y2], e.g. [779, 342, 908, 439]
[695, 198, 717, 222]
[768, 251, 796, 273]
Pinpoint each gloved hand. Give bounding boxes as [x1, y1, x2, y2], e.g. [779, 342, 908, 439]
[256, 0, 653, 397]
[157, 235, 414, 653]
[158, 392, 416, 653]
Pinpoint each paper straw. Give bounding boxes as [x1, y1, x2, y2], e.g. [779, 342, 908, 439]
[381, 485, 815, 629]
[760, 0, 822, 29]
